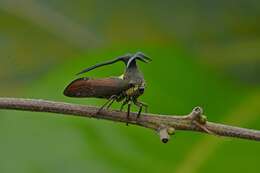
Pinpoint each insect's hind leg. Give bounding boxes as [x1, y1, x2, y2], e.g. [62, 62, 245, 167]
[106, 96, 118, 110]
[98, 95, 117, 113]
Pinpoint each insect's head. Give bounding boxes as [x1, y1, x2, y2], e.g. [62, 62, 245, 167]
[76, 52, 151, 75]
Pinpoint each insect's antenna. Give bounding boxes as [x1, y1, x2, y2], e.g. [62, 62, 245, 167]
[76, 54, 132, 75]
[127, 52, 152, 68]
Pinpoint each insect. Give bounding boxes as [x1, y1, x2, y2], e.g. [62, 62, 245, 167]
[63, 52, 151, 124]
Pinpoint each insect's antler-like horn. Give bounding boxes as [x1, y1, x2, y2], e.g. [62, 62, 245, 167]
[126, 52, 152, 68]
[76, 54, 132, 75]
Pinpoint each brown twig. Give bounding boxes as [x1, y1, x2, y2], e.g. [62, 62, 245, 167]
[0, 97, 259, 143]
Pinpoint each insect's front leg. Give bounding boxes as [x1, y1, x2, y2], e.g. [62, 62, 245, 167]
[139, 101, 148, 113]
[134, 100, 148, 118]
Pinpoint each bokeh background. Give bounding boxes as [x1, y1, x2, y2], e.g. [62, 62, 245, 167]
[0, 0, 260, 173]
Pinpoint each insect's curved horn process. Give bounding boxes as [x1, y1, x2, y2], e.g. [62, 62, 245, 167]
[76, 54, 132, 75]
[127, 52, 152, 68]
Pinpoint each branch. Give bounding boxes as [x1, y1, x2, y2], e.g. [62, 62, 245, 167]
[0, 97, 259, 143]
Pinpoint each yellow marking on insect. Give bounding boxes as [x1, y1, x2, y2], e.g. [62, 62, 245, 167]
[125, 85, 139, 96]
[118, 74, 124, 79]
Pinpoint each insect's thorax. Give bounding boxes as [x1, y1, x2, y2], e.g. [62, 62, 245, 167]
[124, 61, 144, 82]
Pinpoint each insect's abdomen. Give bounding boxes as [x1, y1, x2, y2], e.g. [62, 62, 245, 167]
[63, 77, 130, 99]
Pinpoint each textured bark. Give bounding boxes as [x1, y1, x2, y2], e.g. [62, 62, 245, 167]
[0, 97, 259, 143]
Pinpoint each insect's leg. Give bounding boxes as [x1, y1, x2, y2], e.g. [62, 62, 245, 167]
[126, 100, 132, 126]
[106, 95, 118, 110]
[133, 99, 143, 118]
[137, 106, 143, 118]
[140, 101, 148, 113]
[120, 98, 128, 111]
[134, 100, 148, 118]
[98, 95, 116, 112]
[106, 99, 115, 109]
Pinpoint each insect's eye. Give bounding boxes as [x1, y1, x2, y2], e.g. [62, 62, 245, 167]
[139, 87, 145, 93]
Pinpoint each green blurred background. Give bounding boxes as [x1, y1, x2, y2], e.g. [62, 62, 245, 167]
[0, 0, 259, 173]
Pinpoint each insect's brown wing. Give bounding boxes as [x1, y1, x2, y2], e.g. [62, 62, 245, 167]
[63, 77, 130, 99]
